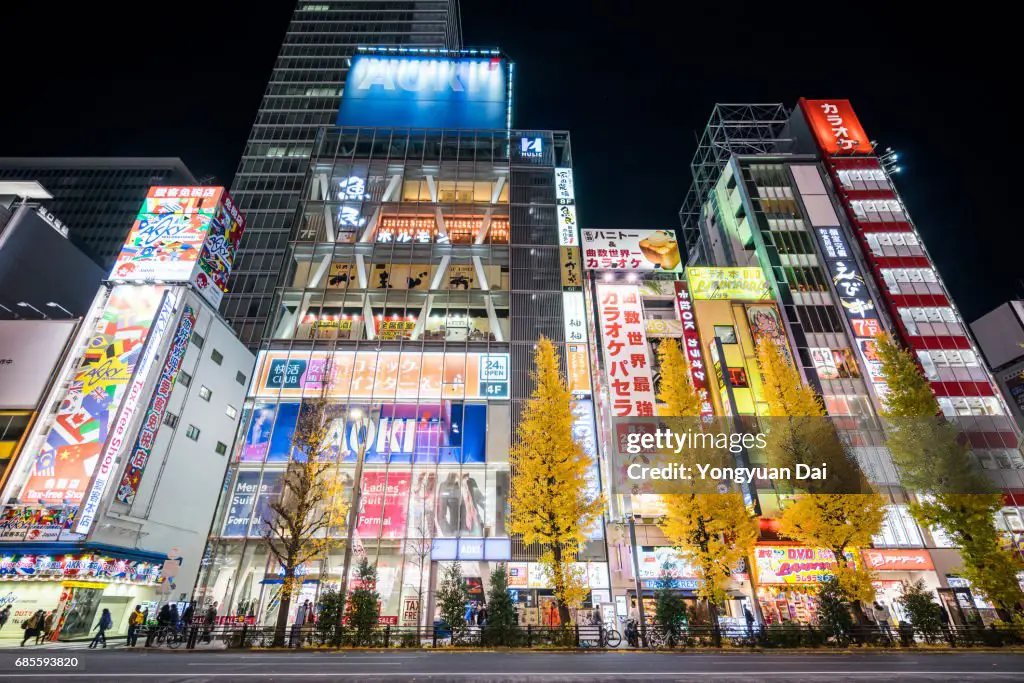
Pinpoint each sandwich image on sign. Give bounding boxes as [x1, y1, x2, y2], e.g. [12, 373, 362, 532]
[638, 231, 681, 271]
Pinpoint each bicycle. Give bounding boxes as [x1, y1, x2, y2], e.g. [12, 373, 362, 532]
[601, 628, 622, 648]
[157, 625, 186, 649]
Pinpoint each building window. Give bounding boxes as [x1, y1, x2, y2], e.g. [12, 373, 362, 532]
[179, 371, 192, 388]
[163, 412, 179, 428]
[226, 404, 238, 420]
[186, 424, 201, 441]
[192, 331, 205, 348]
[211, 349, 223, 365]
[215, 441, 228, 456]
[937, 396, 1004, 418]
[236, 371, 247, 386]
[199, 385, 212, 402]
[713, 325, 737, 344]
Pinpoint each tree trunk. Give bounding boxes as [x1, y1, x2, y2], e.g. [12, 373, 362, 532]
[707, 600, 721, 647]
[551, 545, 572, 627]
[274, 575, 294, 647]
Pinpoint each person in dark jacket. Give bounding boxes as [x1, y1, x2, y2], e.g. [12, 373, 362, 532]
[20, 610, 45, 647]
[89, 609, 113, 649]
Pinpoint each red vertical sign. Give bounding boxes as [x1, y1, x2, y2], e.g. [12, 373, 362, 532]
[674, 281, 714, 418]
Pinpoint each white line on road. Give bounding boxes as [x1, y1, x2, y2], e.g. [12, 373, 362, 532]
[3, 672, 1022, 679]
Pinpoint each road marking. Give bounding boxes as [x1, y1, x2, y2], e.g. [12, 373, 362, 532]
[3, 672, 1022, 679]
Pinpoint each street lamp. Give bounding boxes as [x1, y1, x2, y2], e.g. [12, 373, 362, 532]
[337, 408, 371, 618]
[46, 302, 73, 318]
[16, 302, 48, 319]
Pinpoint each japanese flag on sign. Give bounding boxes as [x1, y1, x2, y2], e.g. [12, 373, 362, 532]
[596, 284, 655, 417]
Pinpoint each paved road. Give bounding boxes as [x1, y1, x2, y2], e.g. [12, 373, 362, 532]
[1, 650, 1023, 682]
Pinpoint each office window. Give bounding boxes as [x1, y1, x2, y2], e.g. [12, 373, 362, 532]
[199, 385, 212, 401]
[215, 442, 228, 456]
[186, 424, 201, 441]
[226, 404, 238, 420]
[236, 371, 247, 386]
[163, 412, 179, 428]
[211, 349, 223, 365]
[192, 331, 205, 348]
[179, 371, 192, 388]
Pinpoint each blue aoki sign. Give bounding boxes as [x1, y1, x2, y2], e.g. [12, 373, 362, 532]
[337, 55, 509, 130]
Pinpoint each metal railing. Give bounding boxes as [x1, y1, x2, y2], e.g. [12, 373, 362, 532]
[133, 621, 1024, 650]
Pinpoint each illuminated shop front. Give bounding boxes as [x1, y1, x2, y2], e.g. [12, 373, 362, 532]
[0, 552, 163, 641]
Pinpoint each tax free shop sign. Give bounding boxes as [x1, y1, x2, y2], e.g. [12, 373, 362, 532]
[337, 55, 509, 130]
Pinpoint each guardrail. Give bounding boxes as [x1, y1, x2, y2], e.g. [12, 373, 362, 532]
[136, 621, 1024, 650]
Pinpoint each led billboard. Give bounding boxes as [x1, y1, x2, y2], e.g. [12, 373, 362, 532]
[336, 55, 509, 130]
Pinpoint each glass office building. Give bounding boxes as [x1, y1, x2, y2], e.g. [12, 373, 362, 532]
[221, 1, 463, 348]
[197, 126, 610, 628]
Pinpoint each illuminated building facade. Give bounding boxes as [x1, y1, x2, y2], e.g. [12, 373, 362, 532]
[678, 101, 1024, 624]
[0, 187, 252, 640]
[197, 49, 610, 628]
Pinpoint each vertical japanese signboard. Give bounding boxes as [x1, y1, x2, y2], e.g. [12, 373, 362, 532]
[596, 284, 655, 417]
[674, 281, 714, 418]
[813, 226, 888, 396]
[563, 292, 592, 395]
[115, 306, 196, 505]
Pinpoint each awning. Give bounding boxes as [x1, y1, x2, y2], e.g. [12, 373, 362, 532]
[0, 542, 168, 565]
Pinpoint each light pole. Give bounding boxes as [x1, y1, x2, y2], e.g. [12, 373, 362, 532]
[337, 408, 371, 614]
[16, 302, 47, 319]
[46, 301, 73, 318]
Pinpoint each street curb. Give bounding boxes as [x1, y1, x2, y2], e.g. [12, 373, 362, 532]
[219, 646, 1024, 655]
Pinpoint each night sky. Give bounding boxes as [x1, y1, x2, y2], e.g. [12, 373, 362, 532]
[1, 2, 1015, 321]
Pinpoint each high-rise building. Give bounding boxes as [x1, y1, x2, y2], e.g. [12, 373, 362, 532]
[197, 49, 611, 629]
[668, 100, 1024, 625]
[971, 301, 1024, 429]
[0, 158, 196, 270]
[221, 1, 463, 347]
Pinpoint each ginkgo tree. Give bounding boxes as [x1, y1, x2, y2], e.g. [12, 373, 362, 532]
[756, 337, 886, 611]
[655, 339, 758, 643]
[876, 333, 1024, 615]
[509, 337, 605, 625]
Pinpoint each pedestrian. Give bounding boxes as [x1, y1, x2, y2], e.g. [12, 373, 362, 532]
[127, 605, 144, 647]
[202, 602, 217, 643]
[89, 608, 112, 649]
[182, 603, 195, 628]
[743, 605, 755, 637]
[37, 610, 56, 645]
[477, 606, 488, 627]
[169, 604, 180, 632]
[592, 605, 603, 627]
[873, 601, 893, 642]
[0, 605, 11, 631]
[626, 600, 641, 647]
[20, 610, 45, 647]
[938, 601, 952, 641]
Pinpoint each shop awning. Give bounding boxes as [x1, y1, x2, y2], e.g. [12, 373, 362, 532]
[0, 542, 168, 566]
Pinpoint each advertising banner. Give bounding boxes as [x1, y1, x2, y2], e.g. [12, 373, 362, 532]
[77, 290, 176, 533]
[554, 167, 575, 204]
[194, 194, 245, 307]
[596, 285, 655, 417]
[571, 399, 603, 540]
[582, 230, 682, 272]
[110, 188, 221, 281]
[357, 471, 411, 540]
[252, 351, 509, 401]
[0, 505, 76, 542]
[674, 281, 714, 418]
[0, 554, 161, 582]
[557, 205, 578, 247]
[754, 545, 859, 585]
[18, 286, 166, 508]
[686, 267, 771, 300]
[560, 247, 582, 288]
[801, 99, 874, 156]
[337, 55, 508, 129]
[637, 546, 699, 580]
[115, 305, 196, 505]
[0, 320, 77, 410]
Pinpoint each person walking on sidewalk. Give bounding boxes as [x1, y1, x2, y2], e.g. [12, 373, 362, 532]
[89, 609, 113, 649]
[20, 610, 45, 647]
[36, 611, 56, 645]
[0, 605, 11, 631]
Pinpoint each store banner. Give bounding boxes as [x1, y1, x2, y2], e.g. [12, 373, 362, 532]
[674, 281, 714, 418]
[357, 471, 411, 540]
[560, 247, 582, 288]
[596, 284, 656, 418]
[582, 230, 682, 272]
[861, 549, 934, 571]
